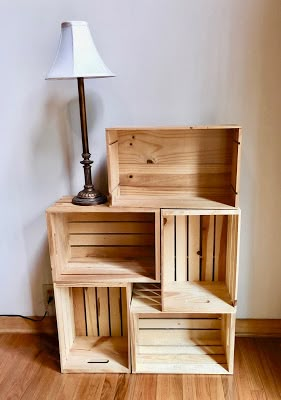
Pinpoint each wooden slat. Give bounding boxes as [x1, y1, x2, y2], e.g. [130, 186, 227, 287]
[230, 214, 240, 303]
[97, 288, 110, 336]
[188, 216, 200, 281]
[71, 245, 154, 259]
[117, 129, 233, 165]
[162, 208, 240, 216]
[201, 216, 215, 281]
[225, 213, 240, 304]
[72, 288, 86, 336]
[222, 313, 236, 373]
[130, 313, 138, 372]
[84, 288, 98, 337]
[231, 128, 242, 206]
[162, 215, 175, 282]
[120, 170, 231, 188]
[137, 345, 225, 355]
[69, 234, 154, 246]
[68, 222, 154, 234]
[138, 318, 221, 330]
[109, 288, 122, 336]
[121, 287, 128, 336]
[175, 216, 187, 281]
[68, 212, 155, 222]
[107, 141, 120, 192]
[136, 362, 229, 374]
[120, 164, 232, 175]
[138, 329, 221, 346]
[154, 210, 161, 282]
[214, 215, 227, 281]
[137, 353, 227, 364]
[66, 258, 155, 275]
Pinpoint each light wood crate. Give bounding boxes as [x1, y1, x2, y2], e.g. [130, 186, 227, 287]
[106, 126, 241, 209]
[130, 284, 236, 374]
[54, 283, 132, 373]
[161, 209, 240, 313]
[46, 198, 160, 283]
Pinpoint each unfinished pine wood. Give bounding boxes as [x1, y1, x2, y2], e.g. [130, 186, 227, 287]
[97, 288, 110, 336]
[109, 288, 122, 336]
[214, 215, 228, 281]
[201, 215, 215, 281]
[46, 200, 160, 283]
[188, 215, 200, 281]
[106, 140, 120, 193]
[84, 288, 98, 336]
[130, 284, 234, 374]
[175, 215, 188, 281]
[72, 288, 86, 336]
[53, 284, 131, 373]
[162, 215, 175, 283]
[106, 126, 241, 208]
[162, 282, 235, 314]
[161, 209, 240, 313]
[231, 128, 242, 207]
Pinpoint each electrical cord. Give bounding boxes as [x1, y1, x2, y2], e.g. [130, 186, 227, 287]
[0, 296, 54, 322]
[0, 311, 48, 322]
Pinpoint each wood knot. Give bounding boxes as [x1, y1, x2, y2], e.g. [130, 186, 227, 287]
[146, 159, 154, 164]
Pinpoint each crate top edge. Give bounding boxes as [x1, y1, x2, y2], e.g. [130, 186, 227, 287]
[106, 125, 241, 132]
[161, 208, 241, 216]
[46, 197, 161, 214]
[54, 281, 131, 288]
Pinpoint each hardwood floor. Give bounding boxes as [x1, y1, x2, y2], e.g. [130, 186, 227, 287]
[0, 334, 280, 399]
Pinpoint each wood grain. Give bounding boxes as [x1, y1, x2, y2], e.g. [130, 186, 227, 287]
[0, 334, 280, 399]
[106, 127, 241, 208]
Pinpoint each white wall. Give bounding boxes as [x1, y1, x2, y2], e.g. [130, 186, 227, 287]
[0, 0, 280, 318]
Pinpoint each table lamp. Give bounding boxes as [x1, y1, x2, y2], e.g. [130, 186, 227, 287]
[46, 21, 115, 205]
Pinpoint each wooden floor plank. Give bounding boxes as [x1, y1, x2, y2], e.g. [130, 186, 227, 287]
[71, 375, 105, 400]
[0, 334, 280, 400]
[156, 375, 183, 400]
[99, 374, 119, 400]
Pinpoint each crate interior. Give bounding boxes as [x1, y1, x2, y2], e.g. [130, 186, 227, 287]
[54, 211, 158, 282]
[162, 212, 239, 313]
[131, 284, 233, 374]
[55, 285, 130, 373]
[107, 127, 241, 208]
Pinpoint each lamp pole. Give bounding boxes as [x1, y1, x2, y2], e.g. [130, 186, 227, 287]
[72, 78, 107, 205]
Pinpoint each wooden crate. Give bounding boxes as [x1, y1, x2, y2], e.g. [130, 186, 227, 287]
[106, 126, 241, 209]
[161, 209, 240, 313]
[46, 198, 160, 283]
[131, 284, 236, 374]
[54, 283, 132, 373]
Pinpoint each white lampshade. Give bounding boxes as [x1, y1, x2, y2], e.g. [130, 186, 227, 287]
[46, 21, 115, 79]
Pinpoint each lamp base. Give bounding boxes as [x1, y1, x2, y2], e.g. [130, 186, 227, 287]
[72, 187, 107, 206]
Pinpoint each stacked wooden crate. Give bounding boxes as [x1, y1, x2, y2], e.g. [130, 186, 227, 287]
[47, 126, 241, 374]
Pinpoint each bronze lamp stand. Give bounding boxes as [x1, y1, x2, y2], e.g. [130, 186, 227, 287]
[72, 78, 107, 206]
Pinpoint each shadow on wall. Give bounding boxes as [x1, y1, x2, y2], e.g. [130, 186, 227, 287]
[24, 90, 109, 316]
